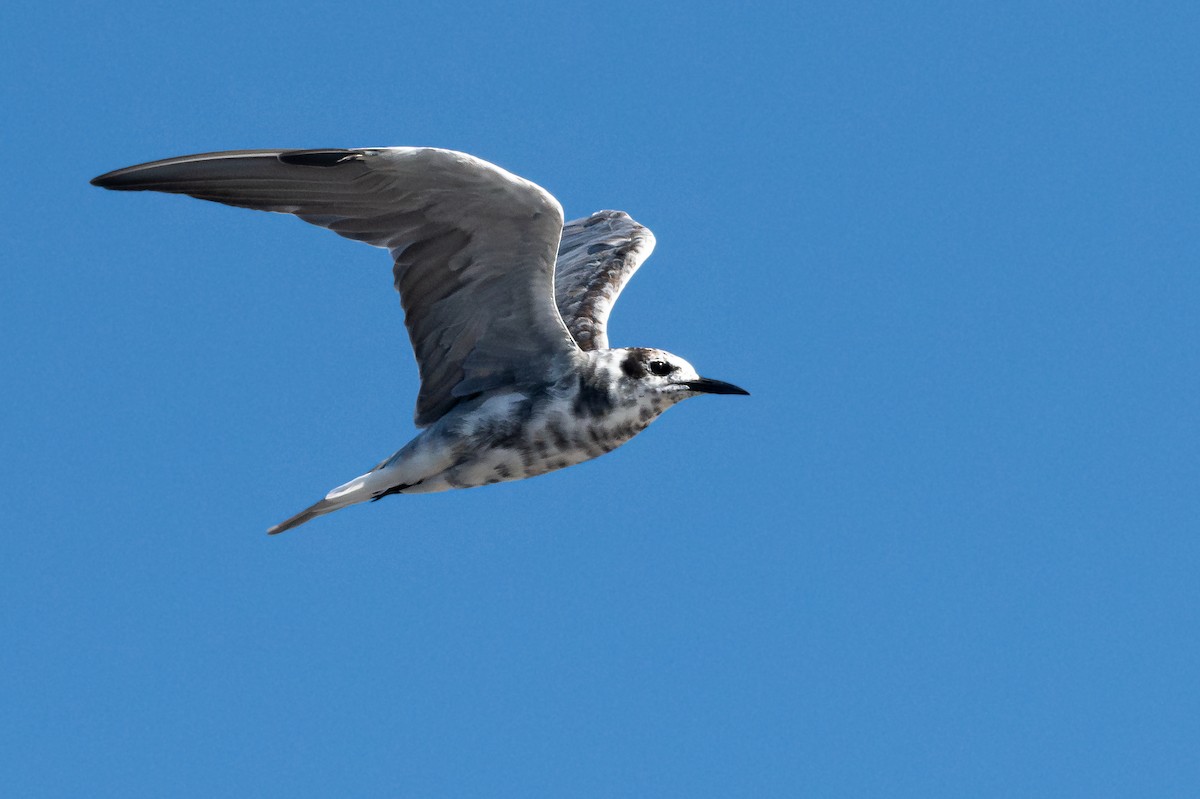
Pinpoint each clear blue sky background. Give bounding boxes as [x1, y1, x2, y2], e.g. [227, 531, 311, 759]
[4, 1, 1198, 796]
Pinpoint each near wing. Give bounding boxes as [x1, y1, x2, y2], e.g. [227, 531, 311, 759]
[92, 148, 581, 426]
[553, 210, 656, 351]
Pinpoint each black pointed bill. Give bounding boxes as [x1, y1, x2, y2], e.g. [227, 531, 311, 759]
[681, 377, 750, 396]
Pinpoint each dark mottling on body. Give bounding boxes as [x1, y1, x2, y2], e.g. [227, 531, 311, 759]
[549, 423, 570, 450]
[517, 449, 534, 471]
[573, 373, 614, 418]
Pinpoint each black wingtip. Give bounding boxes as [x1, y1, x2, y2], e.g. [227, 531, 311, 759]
[90, 148, 366, 189]
[90, 168, 138, 190]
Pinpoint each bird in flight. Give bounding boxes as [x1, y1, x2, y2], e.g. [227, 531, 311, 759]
[92, 147, 748, 533]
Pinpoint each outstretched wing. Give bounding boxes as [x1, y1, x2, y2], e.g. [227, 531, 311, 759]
[553, 210, 656, 351]
[92, 148, 581, 426]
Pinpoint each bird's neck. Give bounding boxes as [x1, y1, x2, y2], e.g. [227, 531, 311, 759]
[565, 349, 624, 420]
[568, 349, 671, 433]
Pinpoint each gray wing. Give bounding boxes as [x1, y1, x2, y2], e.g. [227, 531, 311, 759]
[553, 210, 656, 351]
[92, 147, 581, 426]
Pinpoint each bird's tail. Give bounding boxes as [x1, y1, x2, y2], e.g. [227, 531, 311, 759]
[267, 498, 345, 535]
[267, 470, 392, 535]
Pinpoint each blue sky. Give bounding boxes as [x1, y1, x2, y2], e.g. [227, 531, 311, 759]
[4, 1, 1199, 796]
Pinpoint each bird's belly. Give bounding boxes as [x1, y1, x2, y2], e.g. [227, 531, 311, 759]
[440, 411, 648, 490]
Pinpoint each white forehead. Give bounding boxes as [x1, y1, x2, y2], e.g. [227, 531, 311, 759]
[595, 347, 700, 379]
[641, 348, 698, 377]
[662, 350, 696, 371]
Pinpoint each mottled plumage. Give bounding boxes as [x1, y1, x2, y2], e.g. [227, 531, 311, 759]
[91, 147, 748, 533]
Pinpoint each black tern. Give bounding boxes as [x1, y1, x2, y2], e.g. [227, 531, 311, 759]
[92, 147, 748, 533]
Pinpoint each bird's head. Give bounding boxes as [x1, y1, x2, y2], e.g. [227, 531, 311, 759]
[612, 347, 749, 405]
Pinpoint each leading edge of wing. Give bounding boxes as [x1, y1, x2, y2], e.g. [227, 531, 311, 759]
[92, 147, 581, 426]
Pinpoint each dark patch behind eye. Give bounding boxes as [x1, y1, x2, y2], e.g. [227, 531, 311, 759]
[621, 354, 647, 379]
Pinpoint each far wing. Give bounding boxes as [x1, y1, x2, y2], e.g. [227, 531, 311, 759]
[553, 210, 656, 351]
[92, 148, 581, 426]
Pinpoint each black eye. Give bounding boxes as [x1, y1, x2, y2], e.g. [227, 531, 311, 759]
[647, 360, 673, 376]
